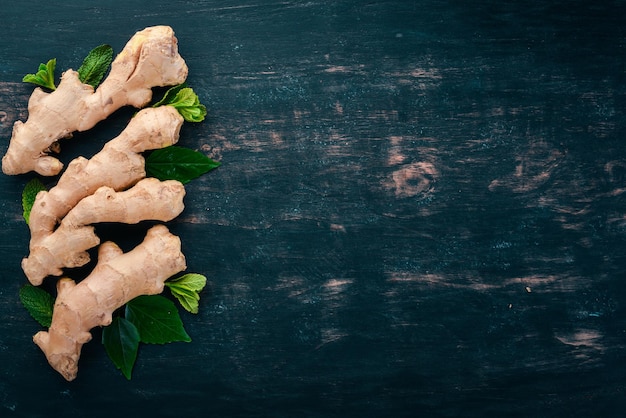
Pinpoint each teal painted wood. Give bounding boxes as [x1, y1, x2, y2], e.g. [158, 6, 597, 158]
[1, 1, 626, 416]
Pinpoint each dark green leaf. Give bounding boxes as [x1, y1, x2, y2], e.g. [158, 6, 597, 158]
[22, 58, 56, 90]
[146, 146, 220, 184]
[22, 178, 46, 224]
[102, 317, 140, 380]
[77, 44, 113, 88]
[165, 274, 207, 314]
[125, 295, 191, 344]
[19, 284, 54, 328]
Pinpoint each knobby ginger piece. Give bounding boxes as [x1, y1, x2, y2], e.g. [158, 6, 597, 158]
[33, 225, 187, 382]
[22, 178, 186, 285]
[25, 105, 183, 285]
[2, 25, 188, 176]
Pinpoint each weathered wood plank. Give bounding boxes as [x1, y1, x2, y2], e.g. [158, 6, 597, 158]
[0, 0, 625, 416]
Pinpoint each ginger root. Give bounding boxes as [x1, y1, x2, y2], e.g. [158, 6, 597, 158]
[2, 25, 188, 176]
[33, 224, 187, 382]
[5, 27, 208, 381]
[26, 105, 183, 282]
[22, 178, 186, 285]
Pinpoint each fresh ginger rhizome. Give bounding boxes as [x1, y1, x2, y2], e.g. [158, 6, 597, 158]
[4, 26, 216, 381]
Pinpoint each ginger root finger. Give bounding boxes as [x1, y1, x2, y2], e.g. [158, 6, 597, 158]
[33, 224, 187, 382]
[2, 25, 188, 176]
[63, 178, 185, 227]
[22, 178, 186, 285]
[28, 105, 183, 246]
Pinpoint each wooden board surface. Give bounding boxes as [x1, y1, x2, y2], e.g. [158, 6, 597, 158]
[1, 1, 626, 416]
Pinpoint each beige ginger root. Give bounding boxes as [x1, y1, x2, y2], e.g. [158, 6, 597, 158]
[22, 178, 186, 285]
[2, 25, 188, 176]
[33, 224, 187, 382]
[5, 27, 204, 381]
[26, 105, 183, 284]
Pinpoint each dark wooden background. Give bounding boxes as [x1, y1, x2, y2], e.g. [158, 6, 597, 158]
[1, 1, 626, 416]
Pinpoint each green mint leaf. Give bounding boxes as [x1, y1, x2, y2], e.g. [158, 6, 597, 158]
[125, 295, 191, 344]
[102, 317, 140, 380]
[170, 88, 207, 122]
[19, 284, 54, 328]
[167, 286, 200, 314]
[165, 273, 207, 314]
[152, 83, 187, 107]
[146, 146, 220, 185]
[22, 178, 46, 225]
[178, 103, 208, 123]
[167, 273, 207, 292]
[22, 58, 56, 90]
[153, 84, 207, 122]
[77, 44, 113, 88]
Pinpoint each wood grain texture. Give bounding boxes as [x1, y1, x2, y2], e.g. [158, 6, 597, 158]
[1, 1, 626, 416]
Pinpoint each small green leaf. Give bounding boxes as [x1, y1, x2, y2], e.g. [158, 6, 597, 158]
[152, 83, 187, 107]
[171, 88, 207, 122]
[165, 274, 207, 314]
[167, 286, 200, 314]
[125, 295, 191, 344]
[22, 58, 57, 90]
[19, 284, 54, 328]
[22, 178, 46, 224]
[153, 84, 207, 122]
[77, 44, 113, 88]
[146, 146, 220, 185]
[102, 317, 140, 380]
[167, 273, 207, 292]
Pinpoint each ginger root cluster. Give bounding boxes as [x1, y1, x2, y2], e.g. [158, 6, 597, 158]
[3, 26, 200, 381]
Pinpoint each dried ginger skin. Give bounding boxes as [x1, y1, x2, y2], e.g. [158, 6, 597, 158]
[22, 178, 186, 286]
[1, 25, 188, 176]
[27, 105, 183, 253]
[33, 225, 187, 382]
